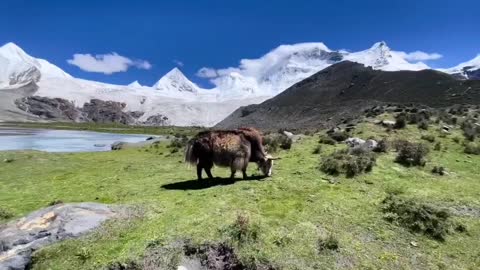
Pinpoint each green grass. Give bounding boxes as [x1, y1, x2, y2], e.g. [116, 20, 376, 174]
[1, 120, 480, 269]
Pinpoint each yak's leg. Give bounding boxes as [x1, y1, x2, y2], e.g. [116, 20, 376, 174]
[204, 160, 214, 179]
[230, 168, 236, 179]
[196, 163, 203, 180]
[242, 168, 248, 179]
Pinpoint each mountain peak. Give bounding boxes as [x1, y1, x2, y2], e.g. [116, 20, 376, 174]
[153, 67, 199, 93]
[128, 80, 142, 88]
[370, 41, 389, 50]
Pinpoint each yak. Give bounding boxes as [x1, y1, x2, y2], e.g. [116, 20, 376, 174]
[185, 128, 278, 180]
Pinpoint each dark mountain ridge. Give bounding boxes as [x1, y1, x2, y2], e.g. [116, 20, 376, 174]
[216, 61, 480, 130]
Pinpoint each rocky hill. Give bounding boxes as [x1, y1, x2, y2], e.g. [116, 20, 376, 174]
[216, 61, 480, 130]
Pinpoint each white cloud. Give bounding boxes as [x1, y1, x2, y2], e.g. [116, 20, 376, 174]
[67, 53, 152, 74]
[196, 67, 218, 78]
[396, 51, 443, 62]
[173, 59, 184, 67]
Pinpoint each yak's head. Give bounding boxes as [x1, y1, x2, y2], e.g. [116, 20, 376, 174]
[258, 154, 280, 177]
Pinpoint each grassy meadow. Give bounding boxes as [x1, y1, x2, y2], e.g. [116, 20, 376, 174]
[1, 116, 480, 269]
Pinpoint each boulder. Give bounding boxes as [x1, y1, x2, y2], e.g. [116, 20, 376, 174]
[345, 137, 366, 148]
[0, 203, 119, 270]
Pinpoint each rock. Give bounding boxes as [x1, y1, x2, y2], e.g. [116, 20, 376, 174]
[282, 130, 294, 138]
[381, 120, 396, 127]
[0, 203, 119, 270]
[345, 137, 366, 147]
[365, 139, 378, 149]
[82, 99, 134, 125]
[111, 141, 126, 150]
[142, 114, 170, 126]
[128, 111, 145, 119]
[14, 96, 82, 121]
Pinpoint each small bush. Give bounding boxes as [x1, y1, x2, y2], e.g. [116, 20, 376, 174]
[452, 136, 462, 144]
[319, 135, 336, 145]
[317, 234, 339, 252]
[373, 139, 388, 153]
[431, 166, 445, 176]
[417, 119, 430, 130]
[328, 131, 349, 142]
[395, 141, 429, 167]
[320, 155, 342, 175]
[394, 113, 407, 129]
[221, 213, 259, 245]
[0, 208, 14, 220]
[464, 143, 480, 155]
[434, 142, 442, 151]
[461, 119, 480, 141]
[382, 195, 459, 241]
[264, 133, 292, 152]
[312, 145, 322, 154]
[320, 149, 376, 177]
[168, 135, 188, 149]
[421, 134, 435, 143]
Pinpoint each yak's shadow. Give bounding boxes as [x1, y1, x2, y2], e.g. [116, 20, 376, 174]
[161, 175, 267, 190]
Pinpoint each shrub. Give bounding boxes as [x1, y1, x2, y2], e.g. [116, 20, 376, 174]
[312, 145, 322, 154]
[421, 134, 435, 143]
[343, 154, 376, 178]
[320, 155, 342, 175]
[382, 195, 460, 241]
[317, 234, 339, 252]
[221, 212, 259, 245]
[417, 119, 430, 130]
[328, 131, 349, 142]
[464, 143, 480, 155]
[320, 149, 376, 177]
[431, 166, 445, 176]
[168, 135, 188, 149]
[373, 139, 388, 153]
[395, 141, 429, 167]
[263, 133, 292, 152]
[0, 208, 14, 220]
[319, 135, 336, 145]
[452, 136, 462, 144]
[434, 142, 442, 151]
[394, 113, 407, 129]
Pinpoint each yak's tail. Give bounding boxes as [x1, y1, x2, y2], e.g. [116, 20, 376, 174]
[184, 140, 198, 166]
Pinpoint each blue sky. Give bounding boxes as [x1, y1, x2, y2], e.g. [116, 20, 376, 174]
[2, 0, 479, 87]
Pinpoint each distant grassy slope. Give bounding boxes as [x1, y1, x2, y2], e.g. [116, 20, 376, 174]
[1, 117, 480, 270]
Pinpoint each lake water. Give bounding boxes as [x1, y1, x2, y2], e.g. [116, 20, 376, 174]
[0, 127, 152, 152]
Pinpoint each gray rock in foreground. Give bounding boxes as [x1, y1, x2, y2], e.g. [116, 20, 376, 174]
[0, 203, 119, 270]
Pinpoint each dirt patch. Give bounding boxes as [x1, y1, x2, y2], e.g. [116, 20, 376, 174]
[140, 240, 276, 270]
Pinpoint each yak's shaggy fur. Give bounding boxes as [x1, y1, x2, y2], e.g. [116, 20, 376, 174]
[185, 128, 275, 180]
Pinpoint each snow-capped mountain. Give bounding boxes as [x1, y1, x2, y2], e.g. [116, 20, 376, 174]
[204, 41, 433, 96]
[128, 80, 143, 88]
[1, 41, 478, 126]
[153, 67, 200, 93]
[440, 55, 480, 80]
[344, 41, 429, 71]
[0, 42, 71, 88]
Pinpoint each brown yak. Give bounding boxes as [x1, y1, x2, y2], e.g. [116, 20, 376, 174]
[185, 128, 277, 180]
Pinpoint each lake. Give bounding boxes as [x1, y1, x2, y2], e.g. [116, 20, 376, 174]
[0, 127, 153, 152]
